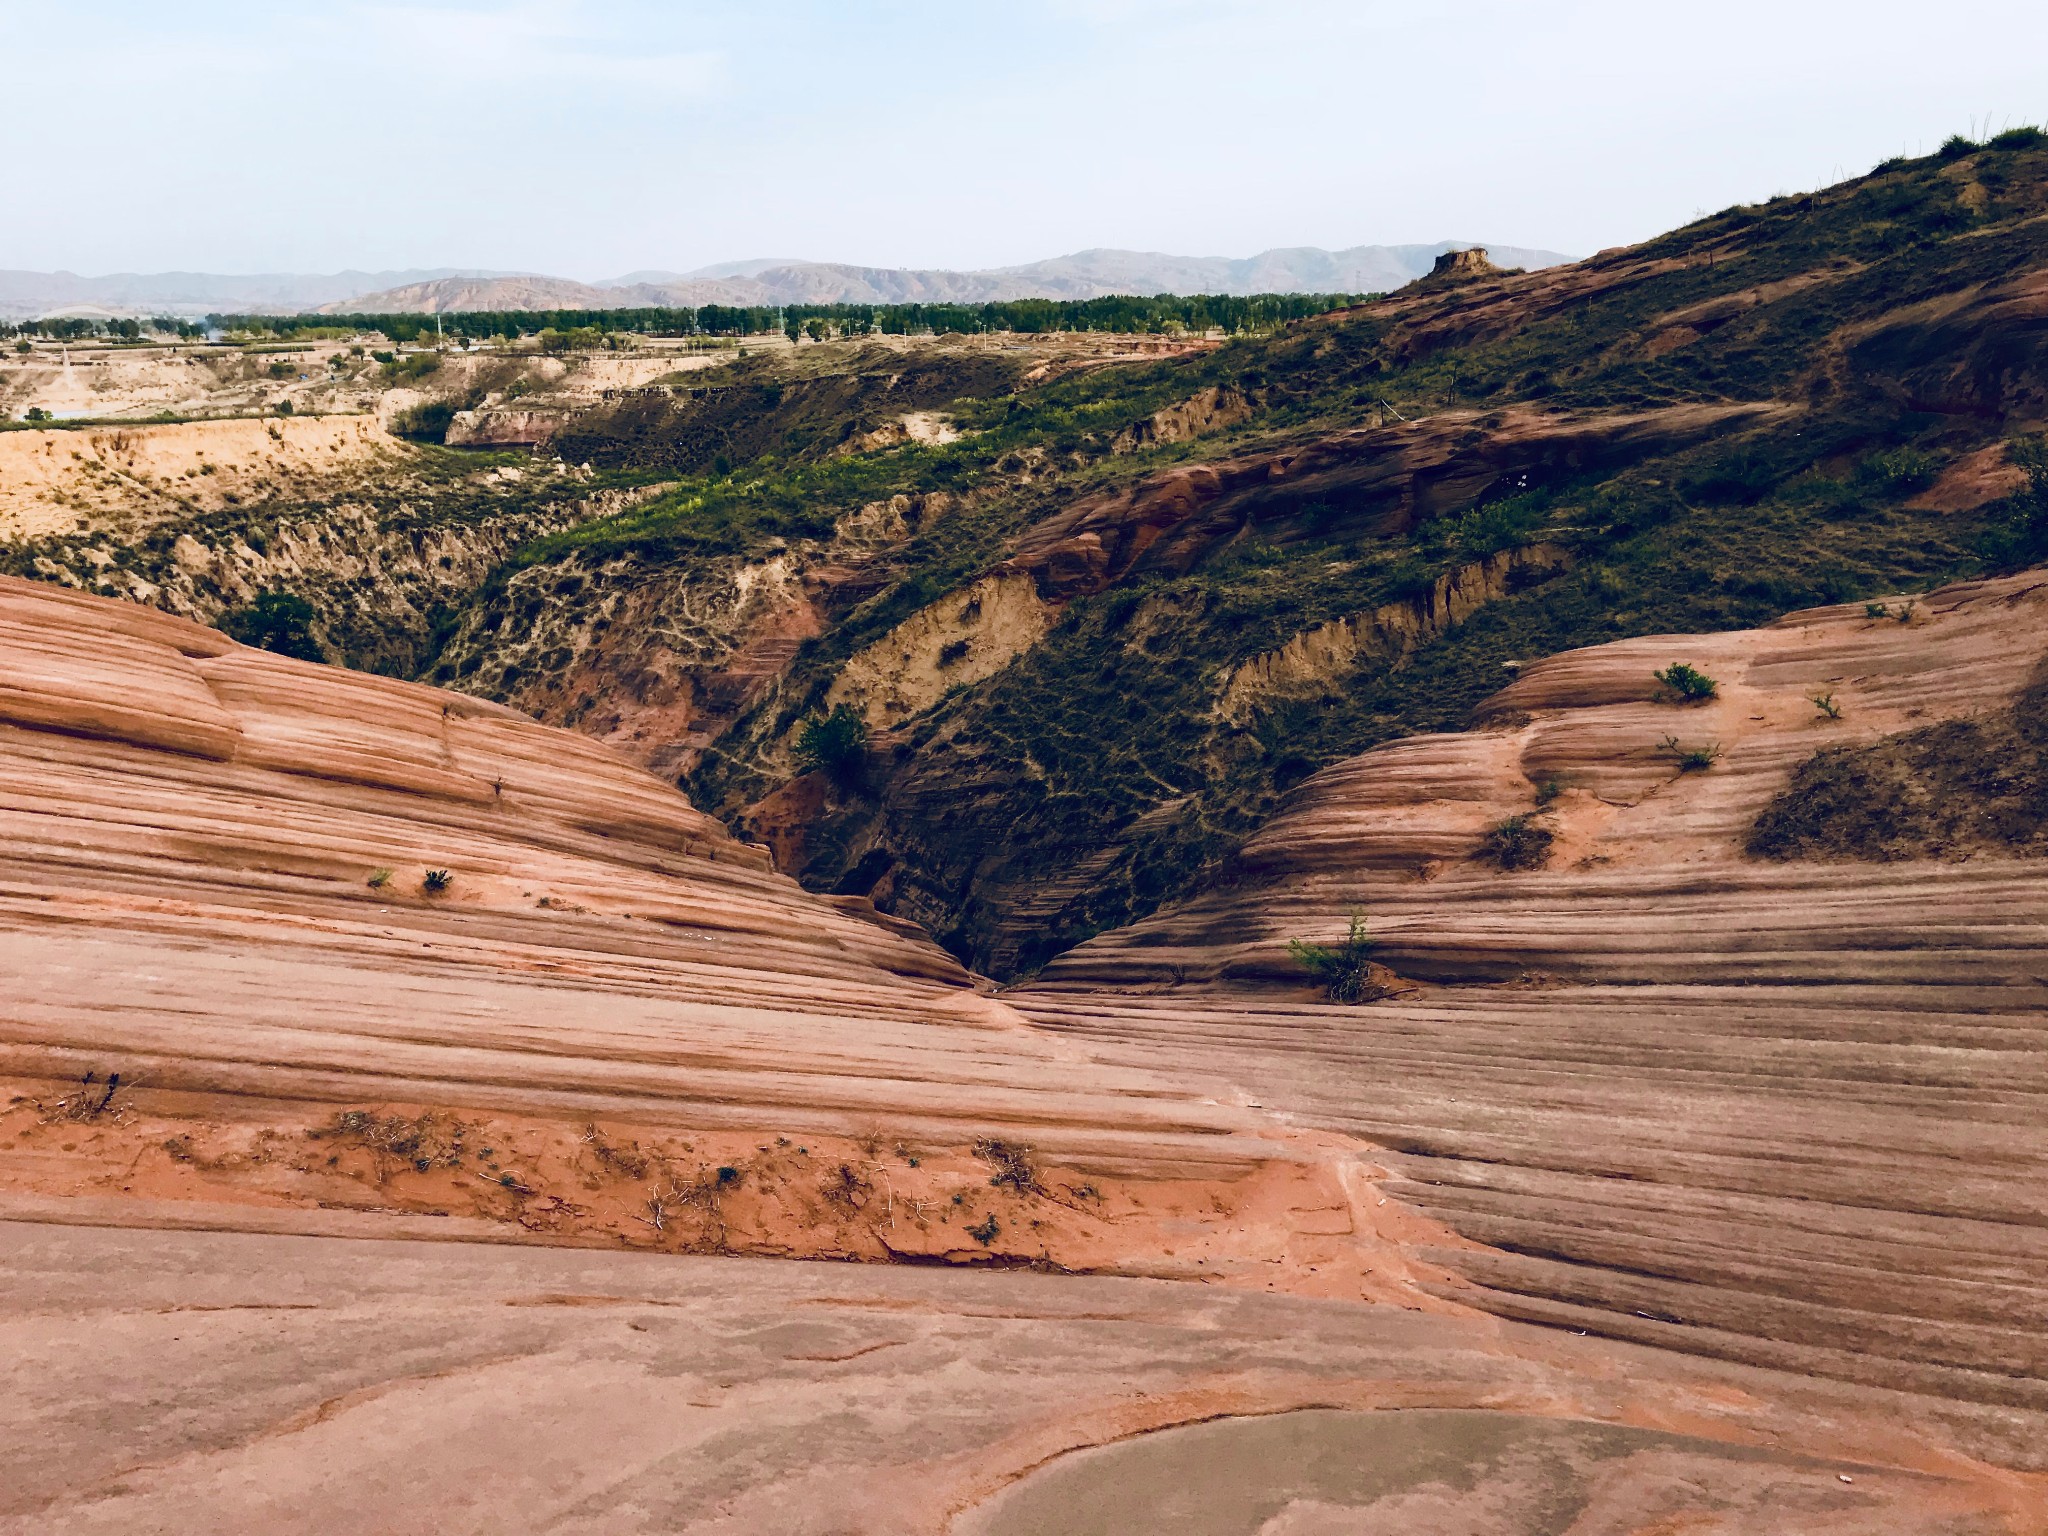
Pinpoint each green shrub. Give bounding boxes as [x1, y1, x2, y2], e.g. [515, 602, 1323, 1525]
[1661, 735, 1722, 771]
[392, 400, 457, 442]
[795, 704, 870, 786]
[1446, 489, 1547, 558]
[222, 590, 324, 662]
[1480, 814, 1554, 870]
[1681, 446, 1780, 505]
[378, 352, 441, 384]
[1978, 438, 2048, 569]
[1938, 134, 1980, 160]
[937, 638, 971, 668]
[1654, 662, 1718, 702]
[1988, 125, 2046, 150]
[422, 868, 453, 894]
[1287, 912, 1385, 1003]
[1859, 447, 1936, 494]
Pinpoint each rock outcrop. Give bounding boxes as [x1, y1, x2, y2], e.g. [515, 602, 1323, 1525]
[1010, 402, 1781, 599]
[0, 575, 1463, 1295]
[1022, 571, 2048, 1409]
[5, 576, 2047, 1527]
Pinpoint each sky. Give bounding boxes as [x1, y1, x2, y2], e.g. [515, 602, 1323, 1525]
[6, 0, 2048, 278]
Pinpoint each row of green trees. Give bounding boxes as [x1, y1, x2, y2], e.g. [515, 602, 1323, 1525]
[209, 291, 1368, 346]
[1, 317, 206, 341]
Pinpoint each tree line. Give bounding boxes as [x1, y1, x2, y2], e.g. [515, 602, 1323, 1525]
[2, 317, 207, 341]
[206, 292, 1369, 345]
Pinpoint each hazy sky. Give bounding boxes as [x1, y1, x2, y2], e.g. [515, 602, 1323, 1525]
[7, 0, 2047, 277]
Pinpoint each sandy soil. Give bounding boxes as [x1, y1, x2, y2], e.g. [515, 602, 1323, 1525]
[0, 414, 409, 538]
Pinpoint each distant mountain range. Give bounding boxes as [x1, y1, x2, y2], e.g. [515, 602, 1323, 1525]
[0, 244, 1574, 320]
[0, 269, 523, 321]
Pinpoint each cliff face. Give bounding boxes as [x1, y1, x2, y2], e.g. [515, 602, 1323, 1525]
[1019, 571, 2048, 1409]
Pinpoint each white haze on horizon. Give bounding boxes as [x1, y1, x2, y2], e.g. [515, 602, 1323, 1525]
[4, 0, 2045, 279]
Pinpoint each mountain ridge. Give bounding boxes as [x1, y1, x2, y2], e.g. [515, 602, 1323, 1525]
[338, 242, 1575, 313]
[0, 243, 1573, 319]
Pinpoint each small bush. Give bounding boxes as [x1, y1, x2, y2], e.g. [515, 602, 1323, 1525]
[422, 868, 453, 893]
[1660, 736, 1722, 772]
[366, 867, 393, 888]
[795, 704, 870, 786]
[1938, 134, 1980, 160]
[1654, 662, 1719, 702]
[1532, 775, 1566, 806]
[222, 590, 324, 663]
[1811, 693, 1842, 720]
[1287, 912, 1386, 1003]
[974, 1137, 1040, 1194]
[378, 352, 441, 385]
[1978, 437, 2048, 569]
[24, 406, 50, 423]
[392, 400, 456, 442]
[1988, 125, 2046, 150]
[1481, 814, 1554, 870]
[966, 1215, 1000, 1245]
[937, 638, 971, 668]
[1864, 601, 1891, 619]
[1859, 447, 1937, 494]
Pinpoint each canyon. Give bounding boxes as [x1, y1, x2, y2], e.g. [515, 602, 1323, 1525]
[5, 137, 2048, 1531]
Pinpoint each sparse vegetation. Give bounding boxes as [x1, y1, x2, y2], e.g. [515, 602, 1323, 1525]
[12, 139, 2045, 983]
[422, 868, 453, 893]
[1654, 662, 1719, 702]
[1751, 663, 2048, 861]
[973, 1136, 1040, 1194]
[1287, 912, 1386, 1003]
[1661, 736, 1722, 772]
[1480, 814, 1555, 870]
[1811, 693, 1842, 720]
[966, 1215, 1000, 1245]
[366, 868, 393, 888]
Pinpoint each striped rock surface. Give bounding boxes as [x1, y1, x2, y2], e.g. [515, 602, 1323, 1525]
[1024, 571, 2048, 1411]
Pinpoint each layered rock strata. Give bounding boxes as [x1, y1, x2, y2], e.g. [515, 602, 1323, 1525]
[0, 575, 1452, 1294]
[1023, 571, 2048, 1409]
